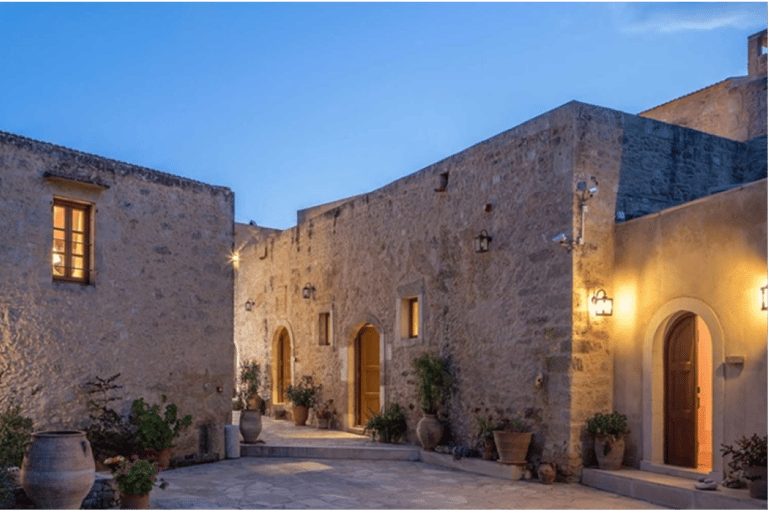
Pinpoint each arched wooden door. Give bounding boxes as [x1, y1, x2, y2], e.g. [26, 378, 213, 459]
[276, 328, 291, 403]
[664, 313, 697, 468]
[355, 325, 380, 426]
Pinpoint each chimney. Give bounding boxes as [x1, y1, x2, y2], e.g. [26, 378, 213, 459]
[747, 29, 767, 77]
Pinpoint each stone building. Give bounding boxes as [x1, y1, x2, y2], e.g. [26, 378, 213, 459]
[235, 30, 767, 480]
[0, 131, 235, 459]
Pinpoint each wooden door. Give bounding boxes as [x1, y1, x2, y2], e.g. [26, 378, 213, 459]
[356, 325, 380, 425]
[277, 329, 291, 403]
[665, 313, 697, 468]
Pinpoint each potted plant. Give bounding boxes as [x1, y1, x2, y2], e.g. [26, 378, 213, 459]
[285, 376, 320, 426]
[313, 398, 336, 429]
[364, 403, 408, 443]
[130, 395, 192, 470]
[493, 415, 533, 464]
[105, 455, 168, 509]
[477, 416, 503, 461]
[721, 434, 767, 499]
[412, 352, 453, 451]
[83, 374, 136, 468]
[0, 404, 33, 507]
[586, 411, 629, 470]
[237, 361, 266, 443]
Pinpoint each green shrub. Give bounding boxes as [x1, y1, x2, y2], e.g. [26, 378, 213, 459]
[721, 434, 767, 478]
[286, 376, 320, 408]
[130, 395, 192, 452]
[411, 353, 453, 414]
[364, 403, 408, 443]
[0, 405, 33, 468]
[586, 411, 628, 439]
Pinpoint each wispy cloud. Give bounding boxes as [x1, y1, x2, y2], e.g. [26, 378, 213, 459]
[611, 3, 764, 35]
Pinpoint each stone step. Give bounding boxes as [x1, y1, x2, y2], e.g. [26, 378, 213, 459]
[582, 467, 766, 509]
[241, 443, 420, 461]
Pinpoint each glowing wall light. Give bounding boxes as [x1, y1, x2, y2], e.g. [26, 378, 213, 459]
[591, 289, 613, 316]
[474, 230, 493, 253]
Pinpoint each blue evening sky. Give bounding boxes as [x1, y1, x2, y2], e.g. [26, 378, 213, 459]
[0, 2, 764, 229]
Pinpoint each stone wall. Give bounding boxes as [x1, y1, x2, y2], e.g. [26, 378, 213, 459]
[0, 131, 235, 459]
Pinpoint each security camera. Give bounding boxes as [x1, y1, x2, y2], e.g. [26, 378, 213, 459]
[552, 233, 567, 244]
[587, 186, 598, 198]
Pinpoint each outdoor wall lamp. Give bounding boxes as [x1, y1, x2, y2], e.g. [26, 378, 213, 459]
[761, 285, 767, 311]
[591, 289, 613, 316]
[302, 283, 315, 300]
[244, 299, 255, 312]
[474, 230, 493, 253]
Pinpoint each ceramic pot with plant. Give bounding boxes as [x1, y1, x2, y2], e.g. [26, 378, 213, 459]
[721, 433, 767, 499]
[477, 416, 503, 460]
[130, 395, 192, 470]
[493, 416, 533, 464]
[237, 361, 266, 443]
[412, 352, 453, 451]
[586, 411, 629, 470]
[286, 376, 320, 426]
[364, 402, 408, 443]
[105, 455, 168, 509]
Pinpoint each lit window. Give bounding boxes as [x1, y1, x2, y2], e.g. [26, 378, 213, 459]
[52, 198, 91, 283]
[319, 312, 331, 346]
[408, 298, 419, 338]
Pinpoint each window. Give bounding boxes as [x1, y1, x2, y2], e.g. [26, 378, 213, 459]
[52, 198, 91, 283]
[407, 298, 419, 338]
[319, 312, 331, 346]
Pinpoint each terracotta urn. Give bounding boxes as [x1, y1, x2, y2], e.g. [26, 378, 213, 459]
[493, 431, 532, 464]
[416, 414, 443, 451]
[594, 436, 625, 470]
[239, 409, 263, 443]
[293, 405, 309, 426]
[120, 492, 150, 509]
[538, 462, 556, 484]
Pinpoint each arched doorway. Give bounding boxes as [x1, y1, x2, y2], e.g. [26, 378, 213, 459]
[659, 311, 713, 471]
[355, 324, 380, 426]
[274, 327, 292, 404]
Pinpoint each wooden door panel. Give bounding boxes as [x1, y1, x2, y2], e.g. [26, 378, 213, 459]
[357, 326, 380, 425]
[665, 314, 697, 468]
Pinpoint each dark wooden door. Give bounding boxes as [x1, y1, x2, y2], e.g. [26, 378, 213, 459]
[356, 325, 380, 425]
[277, 329, 291, 403]
[665, 313, 697, 468]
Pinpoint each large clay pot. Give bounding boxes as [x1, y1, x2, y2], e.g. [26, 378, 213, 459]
[239, 409, 263, 443]
[493, 431, 532, 464]
[481, 437, 495, 460]
[293, 405, 309, 426]
[21, 430, 95, 509]
[745, 465, 767, 499]
[416, 414, 443, 451]
[538, 462, 556, 484]
[143, 447, 172, 470]
[594, 436, 625, 470]
[120, 492, 150, 509]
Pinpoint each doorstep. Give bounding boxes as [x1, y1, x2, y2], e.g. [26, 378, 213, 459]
[582, 467, 766, 509]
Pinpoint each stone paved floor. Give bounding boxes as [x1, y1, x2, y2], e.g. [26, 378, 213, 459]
[151, 458, 665, 509]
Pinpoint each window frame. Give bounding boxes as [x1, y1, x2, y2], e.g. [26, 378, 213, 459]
[318, 311, 332, 346]
[52, 198, 92, 284]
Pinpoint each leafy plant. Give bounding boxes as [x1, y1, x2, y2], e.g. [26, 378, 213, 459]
[721, 434, 767, 479]
[411, 352, 453, 414]
[106, 455, 168, 495]
[477, 416, 504, 441]
[364, 403, 408, 443]
[83, 374, 136, 461]
[286, 376, 320, 408]
[238, 361, 265, 413]
[0, 405, 33, 468]
[586, 411, 628, 455]
[130, 395, 192, 452]
[314, 398, 336, 421]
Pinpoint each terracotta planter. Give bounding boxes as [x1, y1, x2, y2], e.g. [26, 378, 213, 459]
[538, 462, 556, 484]
[293, 405, 309, 426]
[143, 447, 172, 470]
[745, 465, 767, 500]
[239, 409, 263, 443]
[481, 437, 495, 461]
[594, 436, 625, 470]
[21, 430, 95, 509]
[493, 431, 532, 464]
[120, 492, 150, 509]
[416, 414, 443, 451]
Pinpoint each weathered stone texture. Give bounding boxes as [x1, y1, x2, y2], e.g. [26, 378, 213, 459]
[0, 131, 235, 458]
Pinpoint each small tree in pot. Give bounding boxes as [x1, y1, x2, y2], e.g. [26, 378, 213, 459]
[237, 361, 266, 443]
[721, 434, 767, 499]
[586, 411, 629, 470]
[286, 376, 320, 426]
[130, 395, 192, 469]
[412, 352, 453, 451]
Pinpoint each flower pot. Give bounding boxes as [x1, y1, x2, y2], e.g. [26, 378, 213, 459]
[493, 431, 532, 464]
[538, 462, 556, 484]
[481, 437, 495, 461]
[293, 405, 309, 426]
[594, 436, 625, 470]
[745, 465, 767, 500]
[239, 409, 263, 443]
[143, 447, 172, 470]
[416, 414, 443, 451]
[120, 492, 150, 509]
[21, 430, 95, 509]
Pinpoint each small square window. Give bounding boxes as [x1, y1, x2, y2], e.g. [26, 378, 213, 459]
[319, 312, 331, 346]
[52, 198, 92, 284]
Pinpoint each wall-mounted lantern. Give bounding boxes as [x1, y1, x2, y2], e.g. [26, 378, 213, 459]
[591, 289, 613, 316]
[302, 283, 315, 300]
[244, 299, 255, 312]
[761, 285, 767, 311]
[474, 230, 493, 253]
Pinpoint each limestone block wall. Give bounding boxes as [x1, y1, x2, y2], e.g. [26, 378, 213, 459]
[611, 179, 767, 473]
[0, 131, 235, 458]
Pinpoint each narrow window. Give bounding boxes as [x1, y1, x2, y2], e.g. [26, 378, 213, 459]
[408, 298, 419, 338]
[52, 198, 91, 283]
[319, 312, 331, 346]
